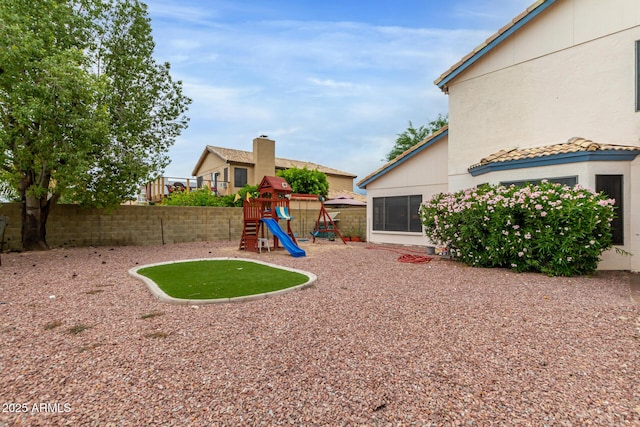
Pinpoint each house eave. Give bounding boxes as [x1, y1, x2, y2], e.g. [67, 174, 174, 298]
[436, 0, 557, 93]
[191, 146, 215, 176]
[468, 150, 640, 177]
[357, 128, 448, 189]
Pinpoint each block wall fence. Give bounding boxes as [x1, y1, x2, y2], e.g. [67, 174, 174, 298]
[0, 203, 366, 251]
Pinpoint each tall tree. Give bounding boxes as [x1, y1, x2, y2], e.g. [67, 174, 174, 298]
[386, 114, 448, 161]
[0, 0, 191, 250]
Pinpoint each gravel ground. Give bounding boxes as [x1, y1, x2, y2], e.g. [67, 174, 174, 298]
[1, 240, 639, 426]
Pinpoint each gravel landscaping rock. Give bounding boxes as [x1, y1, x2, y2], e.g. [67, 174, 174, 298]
[1, 241, 639, 426]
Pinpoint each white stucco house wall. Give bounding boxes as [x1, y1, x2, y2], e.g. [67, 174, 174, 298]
[358, 127, 448, 246]
[358, 0, 640, 271]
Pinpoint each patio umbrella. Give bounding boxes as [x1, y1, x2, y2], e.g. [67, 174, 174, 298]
[323, 195, 366, 206]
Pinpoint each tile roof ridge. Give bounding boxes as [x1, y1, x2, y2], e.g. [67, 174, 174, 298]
[565, 137, 599, 150]
[470, 137, 640, 171]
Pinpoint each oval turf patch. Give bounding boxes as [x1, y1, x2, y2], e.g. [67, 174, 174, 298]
[129, 258, 316, 304]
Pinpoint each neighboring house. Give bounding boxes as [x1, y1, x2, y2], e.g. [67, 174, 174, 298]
[359, 0, 640, 271]
[192, 136, 358, 199]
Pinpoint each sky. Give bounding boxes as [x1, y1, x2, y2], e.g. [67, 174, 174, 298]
[145, 0, 534, 190]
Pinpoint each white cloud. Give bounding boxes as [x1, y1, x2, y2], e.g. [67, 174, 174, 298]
[185, 88, 275, 124]
[147, 1, 533, 188]
[308, 78, 355, 90]
[146, 1, 218, 25]
[168, 39, 202, 51]
[450, 0, 536, 26]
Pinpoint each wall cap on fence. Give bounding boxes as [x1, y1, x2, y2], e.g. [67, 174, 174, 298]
[0, 203, 364, 250]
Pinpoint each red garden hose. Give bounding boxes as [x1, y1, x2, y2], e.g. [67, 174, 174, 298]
[366, 245, 433, 264]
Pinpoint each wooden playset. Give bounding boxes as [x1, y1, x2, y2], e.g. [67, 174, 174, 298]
[239, 176, 304, 256]
[240, 176, 348, 256]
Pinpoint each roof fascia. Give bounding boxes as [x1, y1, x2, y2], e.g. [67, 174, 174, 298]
[437, 0, 557, 92]
[468, 150, 640, 176]
[191, 146, 215, 176]
[357, 129, 448, 189]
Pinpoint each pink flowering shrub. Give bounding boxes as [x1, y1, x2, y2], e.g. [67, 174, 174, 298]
[419, 181, 616, 276]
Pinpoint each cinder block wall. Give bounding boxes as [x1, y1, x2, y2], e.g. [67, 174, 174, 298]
[286, 207, 366, 240]
[0, 204, 21, 250]
[0, 203, 365, 250]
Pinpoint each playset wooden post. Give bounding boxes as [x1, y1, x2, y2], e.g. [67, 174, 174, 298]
[311, 197, 347, 245]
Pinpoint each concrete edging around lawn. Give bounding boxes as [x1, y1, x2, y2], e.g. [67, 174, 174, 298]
[128, 257, 317, 305]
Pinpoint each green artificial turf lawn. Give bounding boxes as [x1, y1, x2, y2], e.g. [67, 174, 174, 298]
[137, 260, 309, 299]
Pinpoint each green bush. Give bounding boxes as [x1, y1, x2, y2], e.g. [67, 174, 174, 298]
[160, 184, 258, 207]
[419, 181, 616, 276]
[232, 185, 259, 207]
[160, 187, 225, 206]
[276, 167, 328, 197]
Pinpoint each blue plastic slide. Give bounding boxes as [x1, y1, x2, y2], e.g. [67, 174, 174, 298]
[262, 218, 306, 258]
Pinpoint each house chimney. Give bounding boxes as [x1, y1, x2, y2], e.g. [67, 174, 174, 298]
[253, 136, 276, 183]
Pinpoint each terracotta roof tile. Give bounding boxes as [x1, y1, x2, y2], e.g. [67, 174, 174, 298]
[469, 137, 640, 170]
[208, 146, 253, 164]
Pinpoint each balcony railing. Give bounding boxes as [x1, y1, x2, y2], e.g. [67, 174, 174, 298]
[143, 176, 218, 203]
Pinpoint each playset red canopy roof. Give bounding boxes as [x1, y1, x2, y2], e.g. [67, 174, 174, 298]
[258, 176, 292, 196]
